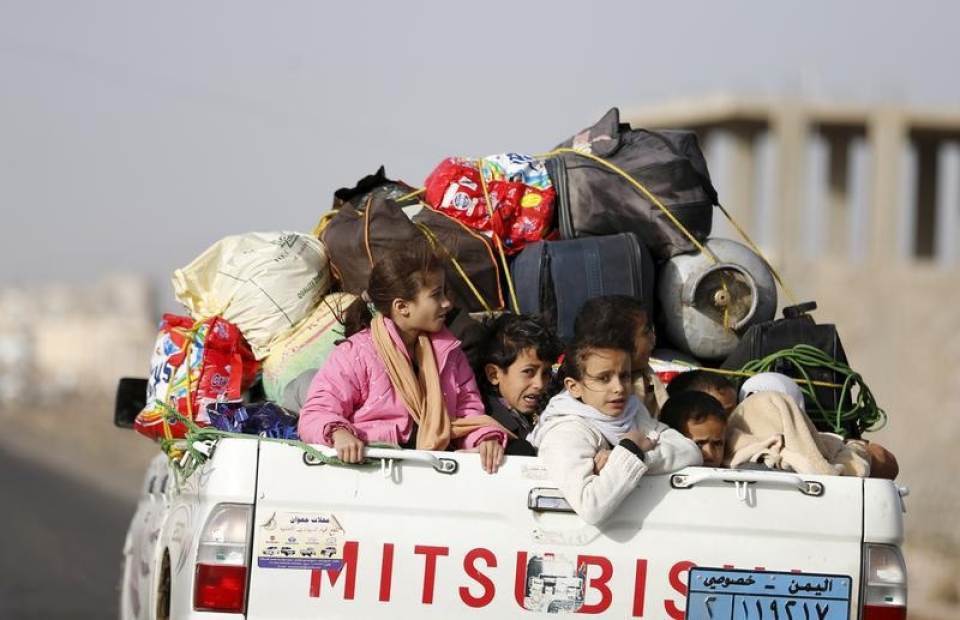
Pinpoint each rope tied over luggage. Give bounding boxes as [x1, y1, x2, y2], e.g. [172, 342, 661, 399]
[415, 221, 493, 312]
[156, 402, 388, 487]
[540, 147, 799, 306]
[736, 344, 886, 435]
[654, 345, 887, 436]
[476, 158, 521, 313]
[541, 147, 721, 263]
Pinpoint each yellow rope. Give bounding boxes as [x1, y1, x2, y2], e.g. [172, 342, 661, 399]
[158, 321, 202, 443]
[415, 222, 492, 312]
[398, 188, 425, 202]
[476, 159, 521, 313]
[714, 204, 798, 305]
[540, 147, 803, 308]
[540, 148, 720, 263]
[312, 211, 338, 238]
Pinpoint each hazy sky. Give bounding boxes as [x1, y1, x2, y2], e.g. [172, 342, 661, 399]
[2, 1, 958, 302]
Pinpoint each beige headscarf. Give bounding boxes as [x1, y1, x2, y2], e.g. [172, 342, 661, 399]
[370, 315, 511, 450]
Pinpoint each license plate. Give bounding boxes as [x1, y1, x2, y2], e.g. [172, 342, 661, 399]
[686, 568, 852, 620]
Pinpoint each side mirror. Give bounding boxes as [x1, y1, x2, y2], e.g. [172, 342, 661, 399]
[115, 377, 148, 429]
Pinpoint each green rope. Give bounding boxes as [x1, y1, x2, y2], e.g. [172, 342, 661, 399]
[735, 345, 887, 436]
[155, 403, 393, 487]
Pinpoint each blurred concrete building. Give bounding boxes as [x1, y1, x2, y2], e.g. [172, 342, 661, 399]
[626, 97, 960, 550]
[0, 275, 156, 404]
[624, 96, 960, 267]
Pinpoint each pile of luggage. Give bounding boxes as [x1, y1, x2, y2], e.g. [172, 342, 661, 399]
[134, 107, 878, 442]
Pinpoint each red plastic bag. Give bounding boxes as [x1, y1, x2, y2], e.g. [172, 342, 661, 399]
[424, 158, 503, 233]
[504, 185, 556, 252]
[423, 155, 554, 254]
[134, 314, 259, 440]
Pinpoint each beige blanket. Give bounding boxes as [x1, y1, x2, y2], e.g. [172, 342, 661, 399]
[725, 392, 870, 477]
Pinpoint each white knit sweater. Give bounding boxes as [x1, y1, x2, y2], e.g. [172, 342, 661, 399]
[533, 393, 702, 525]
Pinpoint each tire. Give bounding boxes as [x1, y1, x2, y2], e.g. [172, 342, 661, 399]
[155, 552, 170, 620]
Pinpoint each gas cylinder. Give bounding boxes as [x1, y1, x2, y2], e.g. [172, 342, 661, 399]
[657, 238, 777, 361]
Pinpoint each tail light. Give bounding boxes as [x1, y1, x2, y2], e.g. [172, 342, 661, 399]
[194, 503, 253, 613]
[862, 544, 907, 620]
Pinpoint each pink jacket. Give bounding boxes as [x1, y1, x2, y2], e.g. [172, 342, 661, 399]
[298, 318, 505, 449]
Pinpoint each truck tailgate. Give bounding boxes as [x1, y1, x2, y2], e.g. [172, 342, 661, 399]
[247, 443, 863, 618]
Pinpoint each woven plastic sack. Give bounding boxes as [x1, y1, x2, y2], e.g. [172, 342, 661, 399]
[262, 293, 355, 411]
[172, 232, 330, 360]
[135, 314, 259, 440]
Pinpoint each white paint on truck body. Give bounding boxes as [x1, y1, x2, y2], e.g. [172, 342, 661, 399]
[120, 438, 906, 619]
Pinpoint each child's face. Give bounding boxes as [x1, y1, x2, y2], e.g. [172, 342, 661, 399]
[485, 347, 552, 415]
[702, 386, 738, 416]
[393, 270, 451, 334]
[631, 313, 656, 370]
[683, 416, 726, 466]
[565, 348, 633, 416]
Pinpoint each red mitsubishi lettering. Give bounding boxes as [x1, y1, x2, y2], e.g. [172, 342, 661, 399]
[632, 559, 649, 617]
[514, 552, 528, 608]
[414, 545, 449, 605]
[309, 541, 359, 600]
[458, 547, 497, 608]
[664, 560, 696, 620]
[577, 555, 614, 614]
[378, 543, 395, 603]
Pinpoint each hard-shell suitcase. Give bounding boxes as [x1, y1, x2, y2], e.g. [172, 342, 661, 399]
[510, 232, 655, 342]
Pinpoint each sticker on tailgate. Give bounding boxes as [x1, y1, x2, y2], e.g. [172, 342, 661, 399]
[686, 568, 852, 620]
[256, 511, 345, 570]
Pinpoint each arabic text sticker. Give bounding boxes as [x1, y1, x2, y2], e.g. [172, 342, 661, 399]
[256, 511, 345, 570]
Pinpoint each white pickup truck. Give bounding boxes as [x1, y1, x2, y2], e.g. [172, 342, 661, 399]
[114, 380, 908, 620]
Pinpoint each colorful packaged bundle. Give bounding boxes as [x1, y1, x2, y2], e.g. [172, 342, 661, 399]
[134, 314, 259, 440]
[423, 153, 555, 254]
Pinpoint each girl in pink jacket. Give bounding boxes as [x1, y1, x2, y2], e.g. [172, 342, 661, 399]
[298, 245, 507, 473]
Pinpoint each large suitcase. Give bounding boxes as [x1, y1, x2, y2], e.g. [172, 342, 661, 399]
[510, 233, 655, 342]
[547, 107, 717, 261]
[721, 304, 863, 437]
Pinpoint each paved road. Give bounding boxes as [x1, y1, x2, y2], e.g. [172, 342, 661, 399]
[0, 445, 137, 619]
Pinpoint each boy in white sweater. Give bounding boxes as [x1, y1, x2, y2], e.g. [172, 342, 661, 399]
[527, 330, 702, 525]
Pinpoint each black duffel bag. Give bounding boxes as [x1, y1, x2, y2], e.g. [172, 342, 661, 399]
[547, 107, 717, 261]
[721, 303, 865, 437]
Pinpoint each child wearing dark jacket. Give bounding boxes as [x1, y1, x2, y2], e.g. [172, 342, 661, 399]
[472, 314, 563, 456]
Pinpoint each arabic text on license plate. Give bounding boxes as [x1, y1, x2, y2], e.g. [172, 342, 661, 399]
[686, 568, 852, 620]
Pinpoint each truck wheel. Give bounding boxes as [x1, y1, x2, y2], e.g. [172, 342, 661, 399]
[155, 552, 170, 620]
[118, 554, 133, 620]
